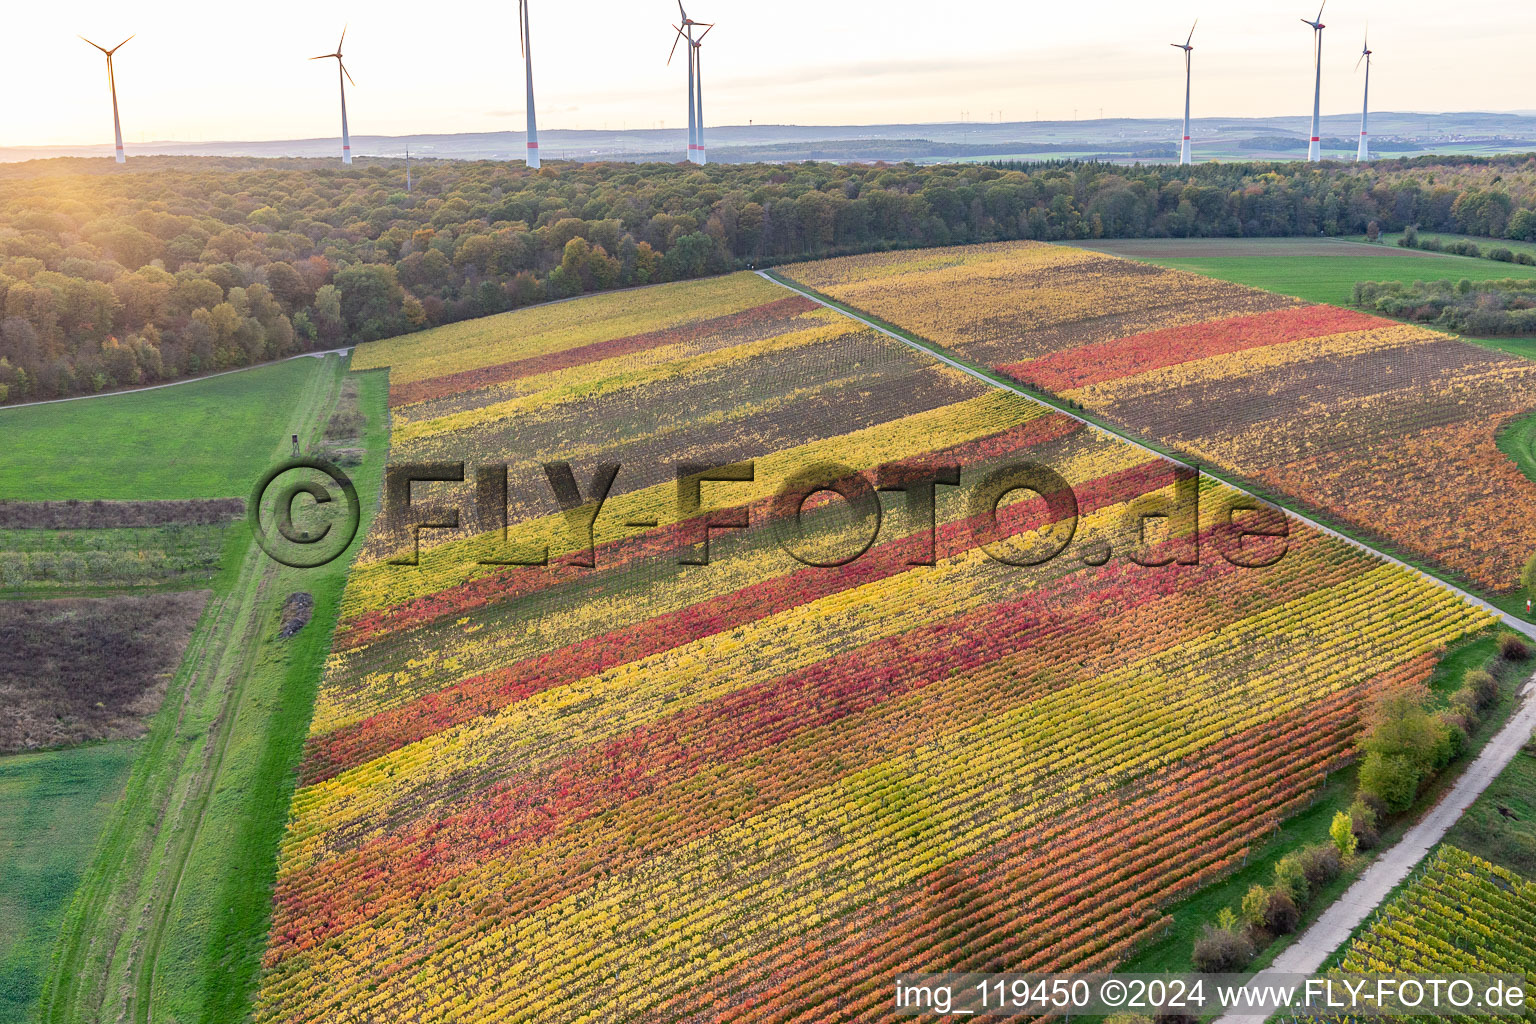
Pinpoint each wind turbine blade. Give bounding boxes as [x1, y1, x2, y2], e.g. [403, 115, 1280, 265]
[667, 26, 684, 64]
[1186, 19, 1197, 46]
[1316, 0, 1325, 21]
[80, 35, 111, 55]
[311, 54, 334, 60]
[110, 34, 135, 53]
[696, 23, 713, 42]
[677, 0, 687, 21]
[338, 24, 347, 52]
[519, 0, 526, 59]
[341, 62, 356, 87]
[1355, 52, 1365, 70]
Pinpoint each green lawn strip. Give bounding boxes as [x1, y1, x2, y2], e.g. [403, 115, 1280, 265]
[35, 355, 342, 1024]
[147, 365, 389, 1024]
[0, 742, 139, 1024]
[763, 271, 1535, 622]
[1133, 247, 1536, 307]
[1442, 730, 1536, 880]
[1497, 407, 1536, 500]
[0, 357, 320, 502]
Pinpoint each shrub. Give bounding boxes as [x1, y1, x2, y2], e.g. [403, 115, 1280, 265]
[1440, 706, 1475, 754]
[1154, 1012, 1200, 1024]
[1299, 843, 1343, 887]
[1264, 889, 1302, 935]
[1192, 924, 1255, 973]
[1463, 668, 1500, 709]
[1499, 633, 1530, 661]
[1401, 226, 1420, 248]
[1349, 796, 1382, 850]
[1360, 750, 1421, 812]
[1105, 1015, 1155, 1024]
[1331, 810, 1359, 858]
[1241, 884, 1271, 928]
[1490, 247, 1515, 262]
[1273, 854, 1311, 904]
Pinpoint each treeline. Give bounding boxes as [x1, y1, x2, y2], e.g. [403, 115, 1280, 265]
[3, 152, 1536, 401]
[1353, 277, 1536, 335]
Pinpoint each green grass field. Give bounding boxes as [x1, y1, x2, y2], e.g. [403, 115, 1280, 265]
[0, 358, 323, 502]
[1076, 237, 1536, 306]
[0, 742, 138, 1024]
[1444, 736, 1536, 879]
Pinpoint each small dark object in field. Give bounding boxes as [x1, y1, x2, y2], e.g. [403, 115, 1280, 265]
[1497, 804, 1517, 819]
[278, 592, 314, 639]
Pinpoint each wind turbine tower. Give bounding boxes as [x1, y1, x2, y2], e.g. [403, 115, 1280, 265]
[691, 21, 714, 165]
[1302, 2, 1326, 162]
[80, 34, 134, 164]
[312, 27, 355, 165]
[519, 0, 539, 169]
[1356, 32, 1373, 162]
[1171, 21, 1196, 166]
[669, 3, 713, 164]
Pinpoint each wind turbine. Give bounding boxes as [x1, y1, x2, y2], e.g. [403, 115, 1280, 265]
[1171, 21, 1196, 166]
[1301, 2, 1326, 162]
[1356, 31, 1373, 162]
[519, 0, 539, 169]
[311, 27, 355, 165]
[80, 34, 134, 164]
[669, 3, 712, 164]
[691, 21, 714, 165]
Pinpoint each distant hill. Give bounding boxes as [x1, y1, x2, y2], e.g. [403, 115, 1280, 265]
[6, 111, 1536, 165]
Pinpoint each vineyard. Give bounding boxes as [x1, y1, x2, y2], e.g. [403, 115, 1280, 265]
[256, 272, 1496, 1024]
[1339, 846, 1535, 1019]
[780, 242, 1536, 594]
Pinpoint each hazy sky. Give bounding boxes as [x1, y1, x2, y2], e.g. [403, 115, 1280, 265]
[13, 0, 1535, 147]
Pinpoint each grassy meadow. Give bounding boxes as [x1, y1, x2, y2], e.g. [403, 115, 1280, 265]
[0, 358, 323, 502]
[1072, 236, 1536, 306]
[0, 742, 138, 1024]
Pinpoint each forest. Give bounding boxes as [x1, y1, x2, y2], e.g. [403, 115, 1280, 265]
[2, 151, 1536, 401]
